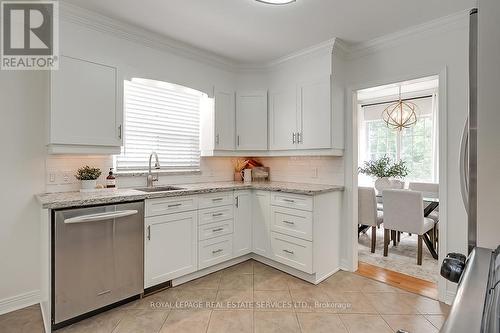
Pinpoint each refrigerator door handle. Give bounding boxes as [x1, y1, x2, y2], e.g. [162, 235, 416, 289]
[459, 118, 469, 213]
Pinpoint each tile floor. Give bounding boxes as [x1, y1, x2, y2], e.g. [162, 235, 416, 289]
[0, 259, 450, 333]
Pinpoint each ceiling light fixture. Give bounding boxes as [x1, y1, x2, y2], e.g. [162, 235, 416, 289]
[255, 0, 296, 5]
[382, 86, 419, 131]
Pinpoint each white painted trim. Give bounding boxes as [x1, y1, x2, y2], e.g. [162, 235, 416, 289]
[59, 2, 236, 70]
[266, 38, 336, 68]
[0, 290, 40, 315]
[445, 290, 457, 305]
[345, 10, 470, 59]
[345, 68, 450, 302]
[201, 148, 344, 157]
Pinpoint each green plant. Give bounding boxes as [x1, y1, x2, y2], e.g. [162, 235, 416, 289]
[358, 156, 409, 179]
[75, 166, 102, 181]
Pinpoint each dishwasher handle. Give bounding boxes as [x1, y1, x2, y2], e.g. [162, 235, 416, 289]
[64, 210, 139, 224]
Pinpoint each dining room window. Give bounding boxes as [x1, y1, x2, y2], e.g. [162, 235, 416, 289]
[115, 78, 207, 173]
[360, 94, 438, 183]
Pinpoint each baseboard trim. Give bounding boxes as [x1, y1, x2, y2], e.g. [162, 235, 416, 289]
[445, 290, 456, 305]
[0, 290, 40, 315]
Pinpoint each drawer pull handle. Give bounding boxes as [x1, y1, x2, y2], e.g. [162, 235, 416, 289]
[212, 249, 223, 254]
[212, 198, 223, 202]
[283, 249, 294, 255]
[283, 220, 295, 225]
[283, 199, 296, 203]
[212, 213, 223, 217]
[168, 203, 182, 208]
[212, 228, 224, 232]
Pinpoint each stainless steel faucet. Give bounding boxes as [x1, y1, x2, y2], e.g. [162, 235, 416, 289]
[147, 152, 160, 188]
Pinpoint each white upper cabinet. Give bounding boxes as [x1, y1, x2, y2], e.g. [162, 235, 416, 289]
[269, 87, 298, 150]
[235, 90, 268, 150]
[298, 76, 332, 150]
[214, 89, 236, 150]
[48, 55, 122, 154]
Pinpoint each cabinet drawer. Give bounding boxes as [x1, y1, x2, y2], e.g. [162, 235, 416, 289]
[198, 219, 233, 241]
[198, 235, 233, 269]
[271, 192, 313, 211]
[270, 232, 313, 274]
[198, 205, 234, 225]
[198, 192, 234, 209]
[271, 206, 313, 241]
[145, 196, 198, 217]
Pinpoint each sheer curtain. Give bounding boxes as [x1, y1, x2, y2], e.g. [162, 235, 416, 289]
[431, 92, 439, 182]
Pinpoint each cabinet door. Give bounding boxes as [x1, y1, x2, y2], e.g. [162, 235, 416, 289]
[269, 88, 298, 150]
[144, 211, 197, 288]
[50, 55, 122, 147]
[252, 191, 271, 258]
[236, 90, 268, 150]
[233, 190, 252, 257]
[214, 89, 235, 150]
[299, 77, 332, 149]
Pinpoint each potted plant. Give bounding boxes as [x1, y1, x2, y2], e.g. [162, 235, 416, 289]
[358, 156, 409, 192]
[75, 166, 102, 192]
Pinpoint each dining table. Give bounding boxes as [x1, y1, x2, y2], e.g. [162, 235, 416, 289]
[375, 194, 439, 260]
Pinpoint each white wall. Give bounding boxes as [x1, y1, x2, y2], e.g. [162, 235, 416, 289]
[0, 71, 47, 313]
[342, 12, 471, 301]
[477, 0, 500, 249]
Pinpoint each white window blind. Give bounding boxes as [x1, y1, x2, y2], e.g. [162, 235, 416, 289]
[116, 79, 203, 172]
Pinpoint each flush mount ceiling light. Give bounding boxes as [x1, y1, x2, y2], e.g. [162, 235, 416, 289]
[255, 0, 296, 5]
[382, 86, 419, 131]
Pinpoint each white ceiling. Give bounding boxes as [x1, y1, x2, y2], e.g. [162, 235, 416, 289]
[63, 0, 475, 64]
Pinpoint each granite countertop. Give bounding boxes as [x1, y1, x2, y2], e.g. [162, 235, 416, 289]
[36, 181, 344, 209]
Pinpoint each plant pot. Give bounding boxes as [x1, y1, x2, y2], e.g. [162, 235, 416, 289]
[80, 179, 97, 192]
[234, 172, 243, 182]
[374, 177, 404, 193]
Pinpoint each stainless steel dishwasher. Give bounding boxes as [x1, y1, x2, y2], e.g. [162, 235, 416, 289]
[53, 201, 144, 327]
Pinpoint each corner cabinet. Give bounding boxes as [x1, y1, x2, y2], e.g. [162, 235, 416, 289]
[48, 55, 123, 154]
[252, 191, 271, 258]
[233, 190, 252, 257]
[235, 90, 268, 150]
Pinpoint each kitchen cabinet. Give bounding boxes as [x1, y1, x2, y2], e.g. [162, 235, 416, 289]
[233, 190, 252, 257]
[144, 211, 198, 288]
[252, 191, 271, 258]
[48, 55, 123, 154]
[269, 76, 332, 151]
[214, 89, 236, 150]
[299, 77, 332, 149]
[236, 90, 268, 150]
[269, 87, 298, 150]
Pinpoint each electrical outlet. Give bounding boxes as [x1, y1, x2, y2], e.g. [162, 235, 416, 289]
[48, 172, 56, 183]
[61, 170, 74, 184]
[311, 167, 319, 179]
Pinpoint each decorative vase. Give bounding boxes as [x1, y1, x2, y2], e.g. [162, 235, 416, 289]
[374, 177, 404, 193]
[80, 179, 97, 192]
[234, 172, 243, 182]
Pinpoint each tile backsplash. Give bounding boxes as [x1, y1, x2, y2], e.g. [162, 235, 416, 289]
[45, 155, 344, 193]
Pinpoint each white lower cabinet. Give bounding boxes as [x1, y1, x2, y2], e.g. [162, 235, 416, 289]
[270, 231, 313, 274]
[233, 190, 252, 257]
[198, 234, 233, 269]
[144, 211, 197, 288]
[252, 191, 271, 258]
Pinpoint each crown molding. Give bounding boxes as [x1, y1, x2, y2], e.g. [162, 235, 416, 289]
[59, 2, 238, 71]
[344, 9, 471, 59]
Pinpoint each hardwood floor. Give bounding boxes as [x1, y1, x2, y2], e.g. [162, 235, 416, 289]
[356, 261, 439, 300]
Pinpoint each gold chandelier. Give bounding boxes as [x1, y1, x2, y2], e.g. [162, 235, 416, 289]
[382, 87, 418, 131]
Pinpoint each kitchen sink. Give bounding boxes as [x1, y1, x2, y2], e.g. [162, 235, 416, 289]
[135, 186, 185, 193]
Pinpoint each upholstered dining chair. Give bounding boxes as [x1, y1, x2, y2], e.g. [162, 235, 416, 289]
[358, 187, 384, 253]
[382, 189, 435, 265]
[409, 182, 439, 248]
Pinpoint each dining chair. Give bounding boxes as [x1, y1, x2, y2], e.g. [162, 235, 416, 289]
[358, 187, 384, 253]
[409, 182, 439, 248]
[382, 189, 436, 265]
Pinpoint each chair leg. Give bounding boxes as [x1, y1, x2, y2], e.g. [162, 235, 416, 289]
[391, 230, 397, 246]
[371, 226, 376, 253]
[430, 228, 435, 249]
[417, 235, 423, 265]
[384, 229, 390, 257]
[397, 231, 401, 243]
